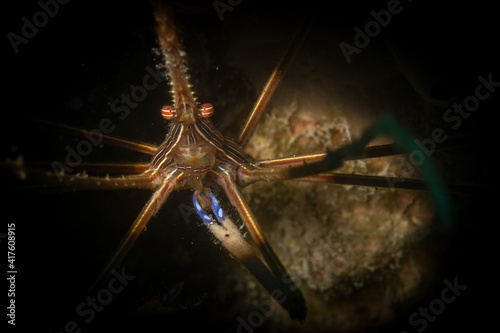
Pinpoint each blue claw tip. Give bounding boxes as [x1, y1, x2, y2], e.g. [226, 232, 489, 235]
[209, 192, 225, 221]
[193, 193, 214, 224]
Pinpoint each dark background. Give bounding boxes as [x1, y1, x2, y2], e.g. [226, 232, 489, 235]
[3, 0, 497, 332]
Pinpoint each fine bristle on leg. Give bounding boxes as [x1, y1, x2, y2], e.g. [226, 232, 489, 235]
[89, 173, 179, 293]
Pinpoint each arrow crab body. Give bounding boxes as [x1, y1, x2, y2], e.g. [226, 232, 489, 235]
[5, 0, 470, 329]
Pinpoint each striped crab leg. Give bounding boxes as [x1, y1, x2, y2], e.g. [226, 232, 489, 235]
[237, 116, 453, 231]
[27, 118, 158, 155]
[4, 157, 158, 193]
[193, 184, 306, 321]
[89, 169, 182, 292]
[216, 167, 306, 320]
[237, 14, 313, 147]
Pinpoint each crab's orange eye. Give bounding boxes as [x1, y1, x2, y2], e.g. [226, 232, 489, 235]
[161, 105, 175, 120]
[200, 103, 214, 118]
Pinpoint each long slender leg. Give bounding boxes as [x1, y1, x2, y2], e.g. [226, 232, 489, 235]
[216, 167, 288, 279]
[29, 118, 158, 155]
[295, 173, 488, 195]
[238, 116, 426, 184]
[299, 173, 430, 191]
[212, 166, 306, 320]
[256, 146, 401, 169]
[193, 189, 306, 321]
[256, 136, 478, 168]
[3, 158, 159, 192]
[256, 144, 404, 168]
[239, 116, 453, 230]
[237, 15, 313, 147]
[240, 164, 480, 194]
[247, 135, 483, 194]
[89, 171, 180, 292]
[25, 161, 149, 174]
[242, 161, 483, 194]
